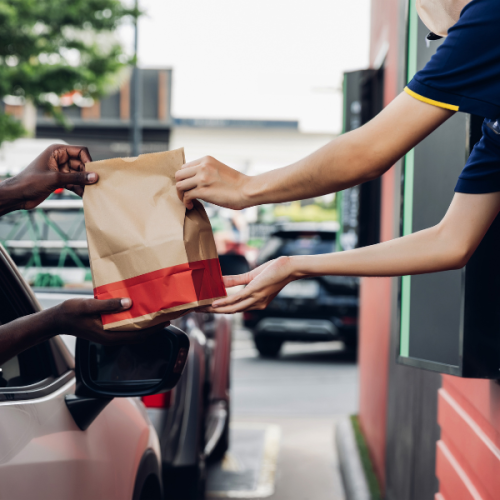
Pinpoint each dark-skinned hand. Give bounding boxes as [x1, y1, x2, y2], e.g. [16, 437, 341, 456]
[55, 297, 170, 346]
[0, 144, 97, 215]
[0, 297, 170, 366]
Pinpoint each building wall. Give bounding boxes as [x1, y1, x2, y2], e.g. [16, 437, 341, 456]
[363, 2, 500, 499]
[357, 0, 402, 490]
[169, 127, 334, 177]
[436, 377, 500, 499]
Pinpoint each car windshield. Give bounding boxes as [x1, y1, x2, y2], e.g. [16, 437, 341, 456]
[257, 232, 336, 264]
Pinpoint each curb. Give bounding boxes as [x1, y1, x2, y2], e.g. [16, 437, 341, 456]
[335, 417, 371, 500]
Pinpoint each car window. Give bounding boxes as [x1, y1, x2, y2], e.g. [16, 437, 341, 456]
[0, 255, 55, 389]
[0, 325, 53, 388]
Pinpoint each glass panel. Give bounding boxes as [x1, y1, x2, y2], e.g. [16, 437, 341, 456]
[0, 356, 21, 387]
[89, 335, 172, 384]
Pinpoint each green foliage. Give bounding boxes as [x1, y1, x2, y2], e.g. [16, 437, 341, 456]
[350, 415, 383, 500]
[0, 111, 25, 141]
[0, 0, 138, 144]
[274, 200, 338, 222]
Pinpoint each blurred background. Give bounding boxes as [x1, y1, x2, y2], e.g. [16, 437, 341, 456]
[0, 1, 370, 499]
[2, 3, 496, 500]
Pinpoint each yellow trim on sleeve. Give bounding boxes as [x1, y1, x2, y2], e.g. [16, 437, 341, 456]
[404, 87, 459, 111]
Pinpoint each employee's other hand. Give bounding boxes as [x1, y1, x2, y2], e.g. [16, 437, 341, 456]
[203, 257, 296, 313]
[175, 156, 249, 210]
[56, 297, 169, 345]
[1, 144, 97, 213]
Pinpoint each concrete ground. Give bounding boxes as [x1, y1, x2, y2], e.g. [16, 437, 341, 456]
[207, 328, 359, 500]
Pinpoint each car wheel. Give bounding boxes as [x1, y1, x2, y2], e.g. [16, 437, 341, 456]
[164, 461, 206, 500]
[164, 400, 207, 500]
[343, 336, 358, 353]
[210, 374, 231, 462]
[209, 405, 230, 462]
[139, 475, 162, 500]
[254, 336, 282, 358]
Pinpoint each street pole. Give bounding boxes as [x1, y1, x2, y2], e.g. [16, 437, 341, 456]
[131, 0, 141, 156]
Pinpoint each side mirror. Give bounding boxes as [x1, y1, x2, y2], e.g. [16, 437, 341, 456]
[218, 254, 251, 276]
[66, 325, 189, 430]
[76, 325, 189, 397]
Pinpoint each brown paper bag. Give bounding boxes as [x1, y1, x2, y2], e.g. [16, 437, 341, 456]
[83, 148, 226, 330]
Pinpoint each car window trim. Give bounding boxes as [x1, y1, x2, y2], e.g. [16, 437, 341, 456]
[0, 370, 74, 402]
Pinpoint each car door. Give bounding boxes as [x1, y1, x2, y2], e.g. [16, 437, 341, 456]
[0, 249, 122, 500]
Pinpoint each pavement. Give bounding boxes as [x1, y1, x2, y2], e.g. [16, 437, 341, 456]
[207, 327, 359, 500]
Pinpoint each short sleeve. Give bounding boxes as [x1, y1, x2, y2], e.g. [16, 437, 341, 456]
[455, 120, 500, 194]
[406, 0, 500, 120]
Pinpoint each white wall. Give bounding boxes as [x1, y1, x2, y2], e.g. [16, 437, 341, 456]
[120, 0, 371, 134]
[170, 127, 334, 176]
[0, 138, 66, 176]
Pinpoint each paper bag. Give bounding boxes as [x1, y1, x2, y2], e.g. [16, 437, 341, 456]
[83, 148, 226, 331]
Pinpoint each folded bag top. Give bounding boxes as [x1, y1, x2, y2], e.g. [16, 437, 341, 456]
[83, 148, 226, 331]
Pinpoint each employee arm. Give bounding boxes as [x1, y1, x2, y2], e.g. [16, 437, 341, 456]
[205, 192, 500, 313]
[176, 92, 454, 209]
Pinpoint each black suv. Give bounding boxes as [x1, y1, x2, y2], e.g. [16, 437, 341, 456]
[244, 223, 359, 357]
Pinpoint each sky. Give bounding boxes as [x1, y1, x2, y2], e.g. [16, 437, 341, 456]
[120, 0, 371, 134]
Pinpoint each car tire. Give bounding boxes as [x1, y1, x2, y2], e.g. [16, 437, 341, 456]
[164, 391, 207, 500]
[254, 336, 283, 358]
[343, 336, 358, 353]
[139, 475, 162, 500]
[209, 403, 230, 463]
[209, 397, 230, 463]
[163, 462, 206, 500]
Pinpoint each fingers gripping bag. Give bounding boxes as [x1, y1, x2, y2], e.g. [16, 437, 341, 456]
[83, 148, 226, 330]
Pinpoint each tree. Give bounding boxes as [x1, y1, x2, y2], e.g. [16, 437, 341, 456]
[0, 0, 137, 144]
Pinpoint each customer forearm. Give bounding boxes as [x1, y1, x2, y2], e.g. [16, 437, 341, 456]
[0, 178, 25, 216]
[0, 309, 57, 365]
[242, 92, 453, 207]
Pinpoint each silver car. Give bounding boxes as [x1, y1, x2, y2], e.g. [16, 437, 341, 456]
[0, 246, 188, 500]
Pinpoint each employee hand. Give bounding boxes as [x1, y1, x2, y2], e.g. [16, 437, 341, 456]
[56, 297, 169, 345]
[203, 257, 296, 313]
[175, 156, 249, 210]
[0, 144, 97, 215]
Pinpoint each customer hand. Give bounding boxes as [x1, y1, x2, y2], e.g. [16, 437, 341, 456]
[55, 297, 169, 345]
[175, 156, 249, 210]
[204, 257, 296, 313]
[1, 144, 97, 212]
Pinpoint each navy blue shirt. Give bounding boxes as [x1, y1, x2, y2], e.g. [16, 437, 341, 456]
[405, 0, 500, 194]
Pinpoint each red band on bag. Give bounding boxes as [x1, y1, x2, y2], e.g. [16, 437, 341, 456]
[94, 258, 226, 325]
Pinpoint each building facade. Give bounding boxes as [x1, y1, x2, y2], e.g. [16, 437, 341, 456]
[3, 68, 173, 161]
[357, 1, 500, 499]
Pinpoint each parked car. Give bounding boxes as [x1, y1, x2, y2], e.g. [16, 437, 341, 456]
[0, 245, 186, 500]
[0, 183, 233, 499]
[244, 223, 359, 357]
[35, 280, 232, 500]
[146, 310, 231, 500]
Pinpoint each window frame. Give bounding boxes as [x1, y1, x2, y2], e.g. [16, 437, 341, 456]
[0, 247, 75, 401]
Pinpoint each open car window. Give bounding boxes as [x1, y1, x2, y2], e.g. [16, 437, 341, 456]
[0, 249, 72, 395]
